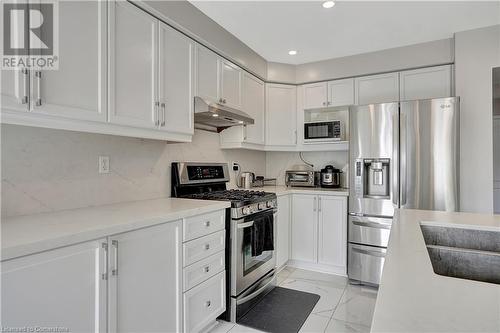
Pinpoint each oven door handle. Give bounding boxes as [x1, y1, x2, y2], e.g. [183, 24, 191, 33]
[237, 221, 254, 229]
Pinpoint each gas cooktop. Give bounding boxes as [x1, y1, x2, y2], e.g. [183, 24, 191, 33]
[182, 189, 275, 207]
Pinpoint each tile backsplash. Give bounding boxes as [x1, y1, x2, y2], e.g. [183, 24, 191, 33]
[1, 125, 265, 217]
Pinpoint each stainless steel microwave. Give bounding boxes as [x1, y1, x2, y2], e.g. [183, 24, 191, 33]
[304, 120, 343, 143]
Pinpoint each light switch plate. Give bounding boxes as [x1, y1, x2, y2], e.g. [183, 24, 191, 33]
[98, 156, 110, 174]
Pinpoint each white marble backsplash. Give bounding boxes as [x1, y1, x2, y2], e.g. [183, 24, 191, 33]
[265, 151, 349, 186]
[1, 124, 265, 218]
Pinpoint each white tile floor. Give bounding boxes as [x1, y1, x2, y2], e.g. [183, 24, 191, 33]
[210, 267, 378, 333]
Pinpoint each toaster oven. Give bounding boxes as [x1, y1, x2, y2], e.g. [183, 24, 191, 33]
[285, 170, 316, 187]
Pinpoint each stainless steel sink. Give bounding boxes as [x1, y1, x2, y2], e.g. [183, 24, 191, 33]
[420, 223, 500, 285]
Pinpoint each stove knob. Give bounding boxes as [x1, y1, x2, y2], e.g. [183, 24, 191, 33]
[242, 207, 251, 215]
[258, 203, 265, 210]
[266, 201, 273, 208]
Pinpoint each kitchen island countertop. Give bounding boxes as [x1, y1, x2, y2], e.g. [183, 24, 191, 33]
[371, 209, 500, 332]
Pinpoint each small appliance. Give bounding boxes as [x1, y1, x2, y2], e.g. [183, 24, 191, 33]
[285, 170, 316, 187]
[304, 120, 343, 143]
[239, 172, 255, 189]
[320, 165, 342, 188]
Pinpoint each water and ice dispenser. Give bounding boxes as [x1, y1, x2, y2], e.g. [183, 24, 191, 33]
[354, 159, 391, 198]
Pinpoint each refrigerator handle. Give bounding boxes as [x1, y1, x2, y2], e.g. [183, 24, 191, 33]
[400, 111, 407, 207]
[392, 110, 399, 207]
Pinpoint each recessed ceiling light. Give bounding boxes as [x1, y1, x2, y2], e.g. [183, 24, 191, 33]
[288, 50, 297, 56]
[238, 120, 244, 124]
[212, 113, 219, 117]
[322, 1, 335, 9]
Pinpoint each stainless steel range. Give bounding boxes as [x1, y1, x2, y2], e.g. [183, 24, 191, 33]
[171, 162, 277, 322]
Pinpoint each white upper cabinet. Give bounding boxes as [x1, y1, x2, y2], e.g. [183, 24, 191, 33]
[109, 0, 157, 129]
[303, 82, 328, 109]
[317, 196, 347, 271]
[327, 78, 355, 107]
[33, 0, 106, 122]
[220, 60, 242, 109]
[399, 65, 453, 101]
[108, 221, 182, 333]
[355, 72, 399, 105]
[1, 239, 107, 332]
[195, 45, 220, 102]
[242, 73, 265, 144]
[266, 84, 297, 147]
[291, 194, 317, 263]
[158, 22, 194, 135]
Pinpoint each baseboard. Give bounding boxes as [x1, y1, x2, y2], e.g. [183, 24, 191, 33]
[287, 260, 347, 277]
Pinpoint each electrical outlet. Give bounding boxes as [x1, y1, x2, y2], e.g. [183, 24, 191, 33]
[98, 156, 110, 174]
[232, 162, 240, 172]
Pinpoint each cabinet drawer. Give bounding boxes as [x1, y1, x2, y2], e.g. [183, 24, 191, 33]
[183, 250, 225, 291]
[183, 230, 225, 267]
[184, 210, 225, 242]
[183, 271, 225, 333]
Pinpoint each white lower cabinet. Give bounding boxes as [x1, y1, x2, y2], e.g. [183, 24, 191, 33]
[1, 240, 107, 332]
[276, 194, 291, 269]
[108, 221, 182, 333]
[182, 209, 227, 333]
[183, 272, 226, 333]
[290, 194, 347, 275]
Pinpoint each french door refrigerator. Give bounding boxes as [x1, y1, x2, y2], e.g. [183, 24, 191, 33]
[348, 97, 459, 286]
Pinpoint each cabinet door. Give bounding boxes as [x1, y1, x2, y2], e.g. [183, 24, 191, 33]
[276, 195, 291, 268]
[317, 196, 347, 270]
[1, 240, 107, 332]
[108, 221, 182, 333]
[266, 84, 297, 146]
[355, 72, 399, 105]
[109, 1, 158, 129]
[399, 65, 452, 101]
[32, 0, 106, 122]
[220, 60, 242, 109]
[195, 45, 219, 102]
[242, 73, 265, 144]
[159, 22, 194, 135]
[303, 82, 327, 109]
[291, 194, 317, 263]
[328, 78, 355, 107]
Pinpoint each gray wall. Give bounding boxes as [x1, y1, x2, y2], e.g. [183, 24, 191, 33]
[141, 0, 267, 79]
[455, 25, 500, 213]
[268, 38, 454, 84]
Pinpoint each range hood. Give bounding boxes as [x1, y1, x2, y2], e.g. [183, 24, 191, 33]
[194, 96, 254, 132]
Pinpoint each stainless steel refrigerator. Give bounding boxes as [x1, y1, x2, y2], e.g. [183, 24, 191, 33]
[348, 97, 459, 286]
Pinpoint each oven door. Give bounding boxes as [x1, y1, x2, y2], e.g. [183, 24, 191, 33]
[231, 211, 277, 296]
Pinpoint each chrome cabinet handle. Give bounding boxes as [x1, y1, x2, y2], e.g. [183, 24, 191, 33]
[205, 300, 211, 307]
[160, 102, 166, 126]
[204, 266, 210, 273]
[204, 244, 210, 250]
[111, 240, 118, 276]
[313, 197, 317, 212]
[318, 197, 322, 212]
[35, 71, 42, 106]
[204, 221, 210, 227]
[101, 242, 108, 280]
[154, 101, 160, 126]
[243, 125, 247, 141]
[219, 98, 223, 103]
[222, 99, 227, 104]
[21, 69, 29, 104]
[322, 102, 326, 106]
[327, 101, 331, 105]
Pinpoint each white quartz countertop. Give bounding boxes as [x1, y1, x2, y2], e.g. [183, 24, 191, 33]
[371, 209, 500, 333]
[246, 185, 349, 197]
[1, 198, 230, 261]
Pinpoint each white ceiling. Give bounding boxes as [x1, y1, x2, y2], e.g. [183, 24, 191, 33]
[191, 1, 500, 65]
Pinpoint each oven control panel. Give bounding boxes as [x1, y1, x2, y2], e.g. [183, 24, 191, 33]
[233, 199, 277, 219]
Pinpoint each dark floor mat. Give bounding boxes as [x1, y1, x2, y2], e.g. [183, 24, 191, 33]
[238, 287, 320, 333]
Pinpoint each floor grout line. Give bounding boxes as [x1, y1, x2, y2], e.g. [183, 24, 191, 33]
[323, 283, 348, 333]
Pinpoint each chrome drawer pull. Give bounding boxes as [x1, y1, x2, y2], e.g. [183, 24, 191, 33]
[205, 300, 211, 307]
[205, 244, 210, 250]
[204, 221, 210, 227]
[204, 266, 210, 273]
